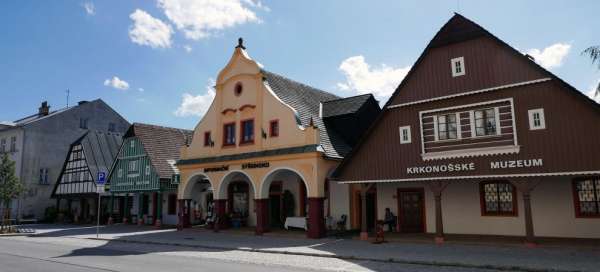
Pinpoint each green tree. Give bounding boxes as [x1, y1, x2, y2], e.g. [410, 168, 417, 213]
[582, 45, 600, 96]
[0, 153, 24, 228]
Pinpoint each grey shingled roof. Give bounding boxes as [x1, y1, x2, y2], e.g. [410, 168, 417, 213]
[261, 70, 352, 159]
[321, 94, 373, 118]
[80, 131, 123, 183]
[129, 123, 193, 179]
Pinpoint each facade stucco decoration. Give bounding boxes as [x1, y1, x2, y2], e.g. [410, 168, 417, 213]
[176, 40, 381, 237]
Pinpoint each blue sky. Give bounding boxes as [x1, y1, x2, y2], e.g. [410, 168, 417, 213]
[1, 1, 598, 129]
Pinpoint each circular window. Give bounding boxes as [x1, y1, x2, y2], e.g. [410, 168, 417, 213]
[234, 82, 243, 96]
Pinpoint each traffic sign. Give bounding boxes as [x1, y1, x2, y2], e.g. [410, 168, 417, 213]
[97, 172, 106, 185]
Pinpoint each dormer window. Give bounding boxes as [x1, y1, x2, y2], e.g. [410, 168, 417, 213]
[451, 57, 465, 77]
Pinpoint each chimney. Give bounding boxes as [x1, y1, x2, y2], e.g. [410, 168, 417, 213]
[38, 101, 50, 117]
[78, 100, 88, 105]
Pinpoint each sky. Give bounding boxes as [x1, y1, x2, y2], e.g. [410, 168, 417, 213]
[1, 0, 599, 129]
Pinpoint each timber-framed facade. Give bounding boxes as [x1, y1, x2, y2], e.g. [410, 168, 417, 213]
[333, 14, 600, 243]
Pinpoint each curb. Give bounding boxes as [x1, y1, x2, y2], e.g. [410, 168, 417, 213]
[85, 237, 582, 272]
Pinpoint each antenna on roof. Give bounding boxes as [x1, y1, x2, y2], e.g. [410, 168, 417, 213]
[66, 89, 70, 107]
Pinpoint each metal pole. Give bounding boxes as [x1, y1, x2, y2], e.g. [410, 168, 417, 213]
[96, 192, 101, 238]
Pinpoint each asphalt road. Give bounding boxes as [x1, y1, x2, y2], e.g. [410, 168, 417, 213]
[0, 238, 310, 272]
[0, 236, 506, 272]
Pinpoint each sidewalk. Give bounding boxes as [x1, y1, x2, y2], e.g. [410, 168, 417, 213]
[30, 224, 600, 272]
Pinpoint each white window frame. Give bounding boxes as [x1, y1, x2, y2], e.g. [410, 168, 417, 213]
[399, 126, 411, 144]
[451, 57, 465, 77]
[117, 168, 123, 178]
[433, 113, 461, 141]
[472, 107, 501, 137]
[129, 160, 138, 172]
[528, 108, 546, 130]
[145, 165, 151, 176]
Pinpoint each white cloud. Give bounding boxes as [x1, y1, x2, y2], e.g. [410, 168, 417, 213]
[526, 43, 571, 69]
[158, 0, 262, 40]
[129, 9, 173, 48]
[138, 88, 145, 92]
[82, 2, 95, 15]
[242, 0, 270, 12]
[174, 78, 216, 117]
[103, 76, 130, 90]
[183, 44, 193, 53]
[337, 55, 410, 103]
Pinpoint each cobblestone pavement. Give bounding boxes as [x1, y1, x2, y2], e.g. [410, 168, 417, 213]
[16, 224, 600, 272]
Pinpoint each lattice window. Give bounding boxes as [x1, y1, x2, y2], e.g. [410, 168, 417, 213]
[574, 179, 600, 217]
[480, 181, 516, 216]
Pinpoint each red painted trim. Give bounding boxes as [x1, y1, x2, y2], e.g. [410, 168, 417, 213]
[238, 104, 256, 111]
[221, 108, 237, 115]
[222, 122, 236, 147]
[269, 119, 279, 137]
[240, 118, 255, 145]
[479, 181, 518, 217]
[204, 131, 211, 147]
[572, 178, 600, 218]
[397, 188, 425, 233]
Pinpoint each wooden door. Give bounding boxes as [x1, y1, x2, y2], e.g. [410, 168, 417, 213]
[397, 189, 425, 233]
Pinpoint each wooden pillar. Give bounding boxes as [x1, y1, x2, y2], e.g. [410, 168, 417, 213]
[151, 192, 158, 226]
[255, 199, 269, 235]
[79, 198, 85, 222]
[511, 180, 540, 247]
[155, 192, 162, 228]
[213, 199, 227, 232]
[307, 197, 325, 239]
[137, 193, 143, 226]
[177, 199, 185, 230]
[359, 184, 374, 240]
[123, 194, 130, 224]
[428, 181, 449, 244]
[108, 194, 114, 225]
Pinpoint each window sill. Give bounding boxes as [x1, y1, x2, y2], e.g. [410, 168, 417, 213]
[422, 145, 520, 161]
[481, 213, 518, 217]
[575, 214, 600, 219]
[239, 141, 255, 146]
[222, 144, 236, 148]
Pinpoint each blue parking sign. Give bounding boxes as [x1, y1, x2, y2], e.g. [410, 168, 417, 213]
[97, 172, 106, 185]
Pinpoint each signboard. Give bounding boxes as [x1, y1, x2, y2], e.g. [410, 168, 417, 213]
[406, 158, 544, 175]
[204, 165, 229, 173]
[97, 172, 107, 185]
[242, 161, 269, 170]
[96, 185, 105, 193]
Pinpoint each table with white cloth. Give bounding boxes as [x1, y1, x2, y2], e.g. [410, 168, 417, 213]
[284, 217, 307, 230]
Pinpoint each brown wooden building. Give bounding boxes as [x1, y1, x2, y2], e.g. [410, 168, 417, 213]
[333, 14, 600, 244]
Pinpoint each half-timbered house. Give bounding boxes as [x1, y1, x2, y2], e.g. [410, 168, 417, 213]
[51, 131, 122, 223]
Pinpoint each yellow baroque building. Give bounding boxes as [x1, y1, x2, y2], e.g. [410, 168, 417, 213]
[176, 39, 380, 238]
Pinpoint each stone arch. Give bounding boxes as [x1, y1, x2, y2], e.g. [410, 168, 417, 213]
[217, 170, 256, 200]
[181, 172, 214, 199]
[259, 167, 310, 199]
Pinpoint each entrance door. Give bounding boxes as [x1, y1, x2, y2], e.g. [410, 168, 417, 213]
[269, 195, 282, 228]
[397, 189, 425, 233]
